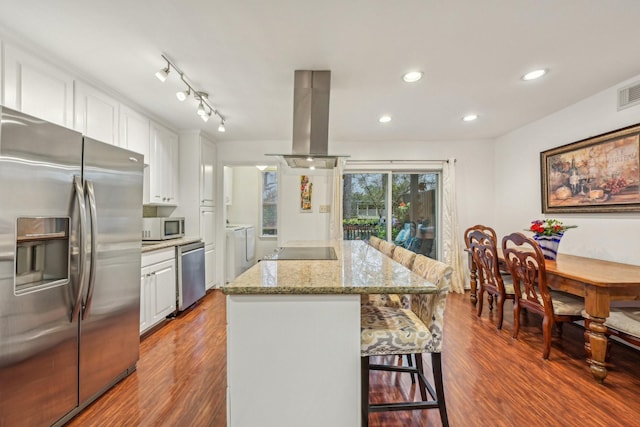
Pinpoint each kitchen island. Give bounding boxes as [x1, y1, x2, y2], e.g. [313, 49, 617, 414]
[222, 240, 440, 427]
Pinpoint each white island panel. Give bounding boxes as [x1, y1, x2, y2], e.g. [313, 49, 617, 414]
[227, 294, 361, 427]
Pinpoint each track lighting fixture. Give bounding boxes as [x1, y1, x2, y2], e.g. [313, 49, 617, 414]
[155, 53, 227, 132]
[176, 84, 191, 102]
[155, 61, 170, 82]
[197, 101, 206, 116]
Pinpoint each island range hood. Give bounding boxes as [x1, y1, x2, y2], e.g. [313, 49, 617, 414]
[268, 70, 348, 169]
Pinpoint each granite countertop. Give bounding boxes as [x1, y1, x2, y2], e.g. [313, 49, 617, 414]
[222, 240, 439, 295]
[141, 236, 202, 253]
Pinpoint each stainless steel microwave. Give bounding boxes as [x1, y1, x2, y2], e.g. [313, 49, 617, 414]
[142, 217, 185, 240]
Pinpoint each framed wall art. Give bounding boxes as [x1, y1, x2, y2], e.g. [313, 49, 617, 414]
[300, 175, 313, 212]
[541, 123, 640, 213]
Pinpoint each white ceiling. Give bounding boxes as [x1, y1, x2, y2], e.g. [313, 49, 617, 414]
[1, 1, 640, 144]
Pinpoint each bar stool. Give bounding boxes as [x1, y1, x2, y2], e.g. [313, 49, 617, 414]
[360, 255, 451, 427]
[369, 235, 382, 250]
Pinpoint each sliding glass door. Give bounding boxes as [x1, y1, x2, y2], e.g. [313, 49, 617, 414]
[343, 170, 440, 259]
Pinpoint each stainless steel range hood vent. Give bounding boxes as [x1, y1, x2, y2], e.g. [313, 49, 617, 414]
[268, 70, 348, 169]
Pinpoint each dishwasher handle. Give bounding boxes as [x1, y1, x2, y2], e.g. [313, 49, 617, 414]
[178, 241, 205, 255]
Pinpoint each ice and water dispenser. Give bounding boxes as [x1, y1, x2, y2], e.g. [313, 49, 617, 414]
[15, 217, 70, 294]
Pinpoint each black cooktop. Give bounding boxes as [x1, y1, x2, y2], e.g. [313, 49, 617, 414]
[265, 246, 337, 260]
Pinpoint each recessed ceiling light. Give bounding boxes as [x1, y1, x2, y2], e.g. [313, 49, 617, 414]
[402, 71, 423, 83]
[522, 69, 548, 81]
[379, 115, 392, 123]
[462, 114, 478, 122]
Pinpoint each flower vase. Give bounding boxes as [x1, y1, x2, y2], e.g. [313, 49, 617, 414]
[533, 232, 563, 260]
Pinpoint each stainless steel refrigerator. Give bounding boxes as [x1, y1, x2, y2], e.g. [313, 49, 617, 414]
[0, 107, 143, 426]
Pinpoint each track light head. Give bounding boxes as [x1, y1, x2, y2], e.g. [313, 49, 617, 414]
[155, 64, 170, 82]
[218, 121, 226, 133]
[176, 86, 191, 102]
[201, 110, 211, 122]
[197, 101, 206, 116]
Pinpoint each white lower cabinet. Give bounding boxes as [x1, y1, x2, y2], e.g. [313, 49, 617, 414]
[140, 248, 176, 335]
[205, 245, 216, 290]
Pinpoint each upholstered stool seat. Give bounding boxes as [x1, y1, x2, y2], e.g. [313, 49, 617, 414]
[361, 305, 434, 356]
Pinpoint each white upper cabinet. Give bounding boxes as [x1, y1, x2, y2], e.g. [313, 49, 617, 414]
[74, 81, 119, 145]
[119, 104, 150, 161]
[146, 121, 179, 205]
[200, 138, 216, 206]
[2, 43, 74, 128]
[177, 131, 218, 235]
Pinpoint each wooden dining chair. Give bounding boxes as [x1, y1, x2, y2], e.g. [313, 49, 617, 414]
[502, 232, 584, 359]
[464, 224, 510, 305]
[360, 255, 452, 427]
[468, 229, 515, 330]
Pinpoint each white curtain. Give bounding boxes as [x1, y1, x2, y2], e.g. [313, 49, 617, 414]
[442, 158, 465, 294]
[329, 160, 344, 240]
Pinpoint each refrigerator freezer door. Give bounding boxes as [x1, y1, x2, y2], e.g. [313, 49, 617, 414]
[78, 138, 143, 404]
[0, 107, 83, 426]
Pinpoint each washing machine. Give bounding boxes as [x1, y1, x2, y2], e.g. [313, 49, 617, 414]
[225, 224, 256, 283]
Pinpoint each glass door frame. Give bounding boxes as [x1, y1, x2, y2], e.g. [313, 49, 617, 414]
[344, 161, 443, 260]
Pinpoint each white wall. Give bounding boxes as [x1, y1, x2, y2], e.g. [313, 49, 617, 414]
[218, 138, 496, 247]
[279, 170, 332, 244]
[494, 73, 640, 266]
[339, 139, 496, 242]
[227, 166, 278, 260]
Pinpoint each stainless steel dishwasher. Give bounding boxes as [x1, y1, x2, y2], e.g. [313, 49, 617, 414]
[176, 240, 206, 311]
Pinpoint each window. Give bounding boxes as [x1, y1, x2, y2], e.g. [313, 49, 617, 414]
[260, 169, 278, 237]
[343, 165, 441, 259]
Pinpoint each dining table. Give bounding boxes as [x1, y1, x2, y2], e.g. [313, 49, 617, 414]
[469, 250, 640, 383]
[222, 239, 442, 427]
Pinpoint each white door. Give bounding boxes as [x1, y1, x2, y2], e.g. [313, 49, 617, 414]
[205, 246, 216, 290]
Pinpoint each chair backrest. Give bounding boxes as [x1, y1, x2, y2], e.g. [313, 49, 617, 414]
[468, 230, 506, 295]
[410, 255, 452, 352]
[464, 224, 498, 250]
[379, 240, 396, 258]
[369, 235, 382, 250]
[392, 246, 417, 269]
[501, 232, 552, 317]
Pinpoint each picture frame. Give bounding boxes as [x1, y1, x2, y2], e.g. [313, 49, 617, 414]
[300, 175, 313, 212]
[540, 123, 640, 213]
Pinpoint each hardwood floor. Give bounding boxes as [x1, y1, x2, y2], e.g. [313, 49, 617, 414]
[67, 290, 640, 427]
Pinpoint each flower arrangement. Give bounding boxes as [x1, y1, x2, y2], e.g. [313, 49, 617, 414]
[527, 219, 577, 236]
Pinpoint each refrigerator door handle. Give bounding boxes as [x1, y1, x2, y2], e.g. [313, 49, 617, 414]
[82, 179, 98, 320]
[71, 175, 87, 322]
